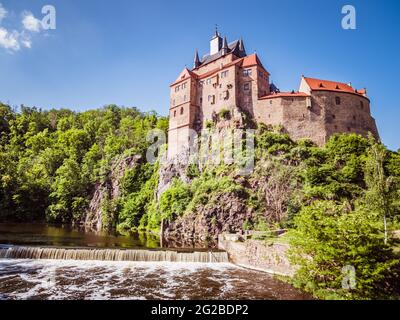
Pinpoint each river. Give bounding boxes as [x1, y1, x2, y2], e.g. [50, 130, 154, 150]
[0, 223, 310, 300]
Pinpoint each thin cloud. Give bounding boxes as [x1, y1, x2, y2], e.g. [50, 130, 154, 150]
[22, 11, 42, 32]
[0, 27, 20, 51]
[0, 4, 46, 52]
[0, 3, 7, 23]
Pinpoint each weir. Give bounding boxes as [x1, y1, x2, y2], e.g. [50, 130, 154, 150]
[0, 246, 229, 263]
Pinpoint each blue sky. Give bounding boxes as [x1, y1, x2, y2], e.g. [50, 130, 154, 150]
[0, 0, 399, 150]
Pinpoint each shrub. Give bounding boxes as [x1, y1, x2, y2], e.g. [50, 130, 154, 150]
[288, 200, 400, 299]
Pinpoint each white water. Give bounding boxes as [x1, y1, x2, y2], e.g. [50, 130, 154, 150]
[0, 259, 310, 300]
[0, 246, 228, 263]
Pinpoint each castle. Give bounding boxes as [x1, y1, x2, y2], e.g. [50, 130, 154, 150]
[167, 31, 379, 158]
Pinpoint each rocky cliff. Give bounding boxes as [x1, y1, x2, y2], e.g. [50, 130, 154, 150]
[84, 154, 142, 232]
[162, 190, 253, 247]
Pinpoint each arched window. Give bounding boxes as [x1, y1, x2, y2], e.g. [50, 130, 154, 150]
[180, 107, 184, 115]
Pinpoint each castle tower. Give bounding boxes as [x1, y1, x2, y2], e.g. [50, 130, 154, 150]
[167, 68, 198, 159]
[210, 30, 222, 55]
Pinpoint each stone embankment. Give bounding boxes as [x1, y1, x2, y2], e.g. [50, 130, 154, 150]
[218, 233, 297, 276]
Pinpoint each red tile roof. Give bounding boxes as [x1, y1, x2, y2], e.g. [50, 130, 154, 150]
[242, 54, 270, 75]
[197, 58, 243, 80]
[171, 54, 269, 86]
[303, 77, 366, 96]
[170, 68, 198, 87]
[259, 92, 310, 100]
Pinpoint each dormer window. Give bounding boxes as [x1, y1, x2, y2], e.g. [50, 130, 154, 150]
[336, 85, 340, 90]
[319, 83, 324, 88]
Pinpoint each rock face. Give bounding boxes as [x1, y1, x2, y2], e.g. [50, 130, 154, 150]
[84, 154, 142, 232]
[157, 150, 191, 200]
[162, 191, 253, 248]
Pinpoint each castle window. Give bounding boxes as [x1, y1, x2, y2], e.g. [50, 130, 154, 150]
[243, 69, 252, 77]
[206, 78, 212, 85]
[335, 97, 341, 105]
[244, 83, 250, 91]
[223, 90, 229, 100]
[332, 114, 336, 119]
[270, 100, 272, 105]
[175, 85, 180, 92]
[200, 97, 203, 105]
[353, 115, 356, 120]
[182, 82, 187, 89]
[221, 70, 229, 78]
[173, 110, 177, 117]
[208, 95, 215, 104]
[180, 107, 184, 115]
[360, 101, 364, 109]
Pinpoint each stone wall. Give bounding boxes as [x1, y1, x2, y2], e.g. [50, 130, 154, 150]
[218, 234, 297, 276]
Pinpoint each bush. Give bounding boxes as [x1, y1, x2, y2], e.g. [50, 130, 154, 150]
[288, 200, 400, 299]
[218, 108, 230, 120]
[159, 179, 191, 220]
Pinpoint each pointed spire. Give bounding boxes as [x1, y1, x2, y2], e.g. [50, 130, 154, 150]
[215, 24, 219, 37]
[193, 49, 201, 69]
[239, 37, 246, 54]
[221, 36, 229, 55]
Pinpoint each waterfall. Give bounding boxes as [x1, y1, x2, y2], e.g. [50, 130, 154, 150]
[0, 246, 229, 263]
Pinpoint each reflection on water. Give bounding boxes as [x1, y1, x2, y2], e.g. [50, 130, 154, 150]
[0, 223, 160, 249]
[0, 259, 311, 300]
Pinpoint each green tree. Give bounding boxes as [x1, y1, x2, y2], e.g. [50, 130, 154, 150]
[289, 200, 400, 299]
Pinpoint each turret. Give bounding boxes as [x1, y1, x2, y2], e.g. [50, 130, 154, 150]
[239, 37, 246, 55]
[193, 49, 201, 68]
[221, 36, 229, 55]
